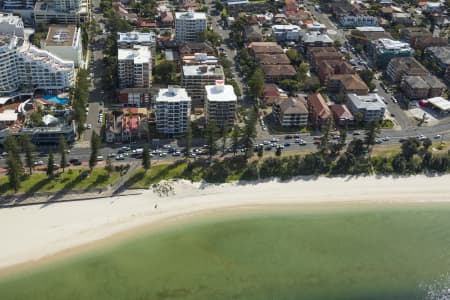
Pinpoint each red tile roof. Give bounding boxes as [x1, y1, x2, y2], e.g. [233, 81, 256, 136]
[307, 93, 331, 119]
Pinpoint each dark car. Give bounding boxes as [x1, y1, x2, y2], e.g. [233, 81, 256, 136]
[285, 135, 292, 139]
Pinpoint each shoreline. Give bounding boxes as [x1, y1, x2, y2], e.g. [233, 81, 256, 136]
[2, 174, 450, 277]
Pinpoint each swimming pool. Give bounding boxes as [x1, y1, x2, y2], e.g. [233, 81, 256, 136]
[42, 95, 69, 105]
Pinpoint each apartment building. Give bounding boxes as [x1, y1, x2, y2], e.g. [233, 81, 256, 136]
[340, 15, 378, 27]
[347, 93, 386, 122]
[3, 0, 36, 9]
[0, 35, 75, 95]
[181, 65, 224, 107]
[307, 93, 331, 129]
[204, 81, 237, 129]
[272, 24, 301, 42]
[118, 45, 152, 89]
[41, 24, 83, 67]
[34, 0, 88, 24]
[400, 75, 446, 100]
[175, 11, 207, 43]
[368, 38, 413, 68]
[386, 57, 429, 83]
[272, 96, 308, 127]
[117, 31, 156, 49]
[155, 86, 191, 136]
[0, 13, 24, 38]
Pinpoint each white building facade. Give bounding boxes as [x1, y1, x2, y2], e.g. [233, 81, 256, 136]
[118, 45, 152, 89]
[0, 13, 24, 38]
[41, 25, 83, 67]
[340, 15, 378, 27]
[181, 65, 224, 107]
[204, 81, 237, 128]
[34, 0, 88, 24]
[156, 86, 191, 135]
[0, 35, 75, 95]
[175, 11, 207, 43]
[272, 25, 301, 42]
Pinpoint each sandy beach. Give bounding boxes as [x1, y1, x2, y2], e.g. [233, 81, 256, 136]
[1, 174, 450, 273]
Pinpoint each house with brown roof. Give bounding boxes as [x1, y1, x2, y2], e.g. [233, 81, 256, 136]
[327, 74, 369, 98]
[244, 26, 264, 42]
[179, 42, 215, 57]
[307, 47, 342, 69]
[263, 83, 287, 105]
[160, 11, 174, 27]
[261, 65, 297, 82]
[255, 53, 291, 65]
[272, 96, 309, 127]
[317, 60, 355, 84]
[248, 42, 284, 56]
[331, 104, 354, 127]
[307, 93, 331, 129]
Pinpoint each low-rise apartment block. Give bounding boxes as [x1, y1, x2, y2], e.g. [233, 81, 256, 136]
[272, 25, 301, 42]
[327, 74, 369, 97]
[272, 96, 308, 127]
[347, 93, 386, 121]
[368, 38, 413, 68]
[386, 57, 429, 83]
[155, 86, 191, 136]
[331, 104, 354, 127]
[307, 93, 331, 129]
[204, 81, 237, 129]
[400, 75, 446, 100]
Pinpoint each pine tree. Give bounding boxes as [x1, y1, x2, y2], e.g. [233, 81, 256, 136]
[47, 151, 55, 177]
[89, 131, 100, 171]
[21, 134, 35, 175]
[184, 121, 192, 158]
[142, 144, 151, 173]
[59, 135, 68, 173]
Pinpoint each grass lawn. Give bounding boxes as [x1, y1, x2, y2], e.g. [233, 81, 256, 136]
[126, 162, 192, 189]
[2, 205, 450, 299]
[0, 168, 121, 196]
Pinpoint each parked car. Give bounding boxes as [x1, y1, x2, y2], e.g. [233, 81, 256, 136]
[434, 134, 442, 139]
[96, 155, 104, 161]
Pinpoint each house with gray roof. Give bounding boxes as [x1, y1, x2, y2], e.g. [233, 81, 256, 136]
[347, 93, 386, 121]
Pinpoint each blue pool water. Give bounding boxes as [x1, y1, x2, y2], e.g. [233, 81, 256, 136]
[42, 95, 69, 105]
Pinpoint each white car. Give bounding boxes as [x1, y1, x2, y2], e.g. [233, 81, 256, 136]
[434, 134, 442, 139]
[96, 155, 104, 161]
[116, 154, 125, 160]
[87, 124, 92, 129]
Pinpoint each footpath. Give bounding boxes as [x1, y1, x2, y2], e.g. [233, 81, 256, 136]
[0, 162, 142, 208]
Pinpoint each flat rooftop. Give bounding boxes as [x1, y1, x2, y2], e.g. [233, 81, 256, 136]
[45, 25, 77, 47]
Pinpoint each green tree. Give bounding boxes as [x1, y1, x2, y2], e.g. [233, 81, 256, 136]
[105, 156, 114, 173]
[58, 135, 68, 173]
[47, 151, 55, 177]
[231, 124, 240, 157]
[205, 121, 219, 161]
[242, 109, 257, 159]
[257, 146, 264, 158]
[6, 155, 21, 192]
[229, 79, 242, 96]
[21, 134, 35, 175]
[206, 30, 223, 46]
[4, 135, 21, 164]
[286, 48, 303, 65]
[297, 62, 310, 82]
[275, 147, 282, 157]
[184, 122, 192, 158]
[358, 69, 374, 86]
[279, 79, 301, 95]
[30, 111, 43, 126]
[221, 126, 228, 155]
[364, 120, 380, 152]
[154, 60, 177, 84]
[142, 144, 151, 173]
[401, 138, 420, 161]
[422, 138, 432, 151]
[89, 131, 101, 171]
[248, 68, 264, 100]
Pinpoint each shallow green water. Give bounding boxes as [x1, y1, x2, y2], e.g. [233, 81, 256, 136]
[2, 204, 450, 300]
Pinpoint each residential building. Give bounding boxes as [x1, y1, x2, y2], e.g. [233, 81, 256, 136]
[181, 65, 225, 107]
[175, 11, 207, 43]
[300, 32, 333, 53]
[179, 41, 215, 57]
[261, 64, 297, 82]
[392, 13, 413, 25]
[117, 88, 151, 106]
[0, 110, 18, 129]
[3, 0, 36, 9]
[0, 35, 75, 95]
[34, 0, 88, 24]
[307, 93, 331, 128]
[354, 27, 393, 46]
[121, 107, 141, 142]
[41, 24, 83, 67]
[244, 25, 263, 42]
[182, 53, 218, 65]
[263, 83, 287, 105]
[425, 46, 450, 75]
[117, 31, 156, 49]
[400, 27, 431, 43]
[255, 53, 291, 65]
[272, 96, 308, 127]
[368, 38, 413, 68]
[400, 75, 446, 99]
[272, 25, 301, 42]
[386, 57, 429, 83]
[340, 15, 378, 27]
[0, 13, 24, 38]
[307, 47, 342, 69]
[331, 104, 354, 127]
[118, 45, 152, 89]
[248, 42, 284, 56]
[347, 93, 386, 121]
[204, 81, 237, 128]
[305, 21, 327, 32]
[155, 86, 191, 135]
[317, 60, 354, 84]
[327, 74, 369, 96]
[424, 2, 443, 13]
[112, 2, 137, 22]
